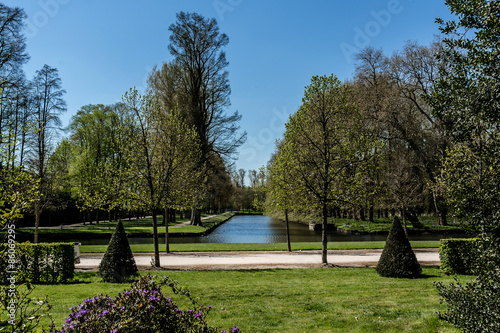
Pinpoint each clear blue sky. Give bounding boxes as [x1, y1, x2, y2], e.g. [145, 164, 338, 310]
[5, 0, 454, 176]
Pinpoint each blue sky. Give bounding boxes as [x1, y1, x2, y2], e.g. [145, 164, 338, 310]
[6, 0, 454, 175]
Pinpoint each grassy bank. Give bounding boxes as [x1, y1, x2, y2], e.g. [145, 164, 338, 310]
[15, 212, 235, 239]
[80, 240, 440, 253]
[335, 216, 463, 233]
[31, 268, 470, 332]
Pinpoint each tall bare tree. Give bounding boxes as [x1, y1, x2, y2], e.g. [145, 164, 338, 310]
[151, 12, 246, 225]
[28, 64, 66, 242]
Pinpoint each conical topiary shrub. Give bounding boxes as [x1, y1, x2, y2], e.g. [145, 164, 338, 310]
[99, 221, 138, 282]
[376, 216, 421, 278]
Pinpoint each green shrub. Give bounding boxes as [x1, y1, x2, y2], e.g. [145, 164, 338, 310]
[436, 236, 500, 332]
[376, 216, 421, 278]
[98, 220, 138, 283]
[439, 238, 479, 275]
[0, 242, 74, 284]
[51, 275, 241, 333]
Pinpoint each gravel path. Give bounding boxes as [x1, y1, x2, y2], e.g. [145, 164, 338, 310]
[76, 249, 440, 271]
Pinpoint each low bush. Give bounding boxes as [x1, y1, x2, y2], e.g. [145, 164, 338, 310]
[0, 242, 74, 284]
[439, 238, 479, 275]
[51, 274, 240, 333]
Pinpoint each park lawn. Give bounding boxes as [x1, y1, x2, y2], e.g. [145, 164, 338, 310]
[31, 267, 469, 332]
[80, 240, 441, 253]
[334, 216, 463, 233]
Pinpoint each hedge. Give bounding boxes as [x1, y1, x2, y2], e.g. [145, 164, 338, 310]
[0, 242, 75, 284]
[439, 238, 479, 275]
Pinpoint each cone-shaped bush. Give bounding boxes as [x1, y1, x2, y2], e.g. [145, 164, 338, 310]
[376, 216, 421, 278]
[99, 221, 138, 282]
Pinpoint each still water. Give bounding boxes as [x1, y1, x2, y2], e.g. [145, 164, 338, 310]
[98, 215, 461, 246]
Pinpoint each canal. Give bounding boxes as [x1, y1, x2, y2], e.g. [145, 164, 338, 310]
[117, 214, 460, 246]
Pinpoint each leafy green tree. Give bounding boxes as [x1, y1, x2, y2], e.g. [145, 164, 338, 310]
[67, 104, 127, 223]
[278, 74, 380, 264]
[122, 88, 202, 266]
[266, 142, 301, 252]
[430, 1, 500, 331]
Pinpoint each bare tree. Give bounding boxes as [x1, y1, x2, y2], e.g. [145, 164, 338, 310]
[27, 64, 66, 243]
[0, 4, 29, 89]
[152, 12, 246, 225]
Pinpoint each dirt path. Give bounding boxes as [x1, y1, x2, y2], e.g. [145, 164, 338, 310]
[76, 248, 440, 271]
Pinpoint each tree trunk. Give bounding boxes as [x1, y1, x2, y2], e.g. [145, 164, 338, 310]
[406, 209, 425, 229]
[402, 207, 408, 236]
[190, 209, 202, 226]
[34, 202, 41, 243]
[433, 192, 448, 225]
[321, 204, 328, 264]
[369, 204, 374, 222]
[164, 207, 170, 253]
[359, 207, 366, 221]
[152, 209, 160, 267]
[285, 208, 291, 252]
[170, 209, 176, 223]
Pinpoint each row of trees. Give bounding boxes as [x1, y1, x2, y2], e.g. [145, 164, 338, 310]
[0, 4, 66, 242]
[1, 7, 249, 267]
[266, 39, 450, 226]
[264, 39, 449, 263]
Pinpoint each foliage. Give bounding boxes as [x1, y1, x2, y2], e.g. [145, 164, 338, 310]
[439, 238, 479, 275]
[98, 221, 138, 283]
[376, 217, 421, 278]
[51, 274, 240, 333]
[0, 282, 53, 333]
[435, 273, 500, 333]
[67, 104, 128, 215]
[0, 242, 74, 284]
[0, 167, 38, 227]
[430, 0, 500, 331]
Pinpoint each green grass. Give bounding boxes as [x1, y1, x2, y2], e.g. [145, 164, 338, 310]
[334, 216, 462, 233]
[31, 268, 470, 332]
[80, 240, 440, 253]
[16, 212, 235, 238]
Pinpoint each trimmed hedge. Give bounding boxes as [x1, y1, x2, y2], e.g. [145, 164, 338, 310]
[98, 220, 138, 283]
[0, 242, 75, 284]
[439, 238, 479, 275]
[376, 216, 421, 278]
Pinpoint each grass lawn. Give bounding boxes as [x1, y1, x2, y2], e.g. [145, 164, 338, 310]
[334, 216, 463, 233]
[80, 240, 441, 253]
[31, 267, 470, 332]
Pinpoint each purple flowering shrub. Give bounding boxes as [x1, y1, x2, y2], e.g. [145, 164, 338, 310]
[50, 275, 241, 333]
